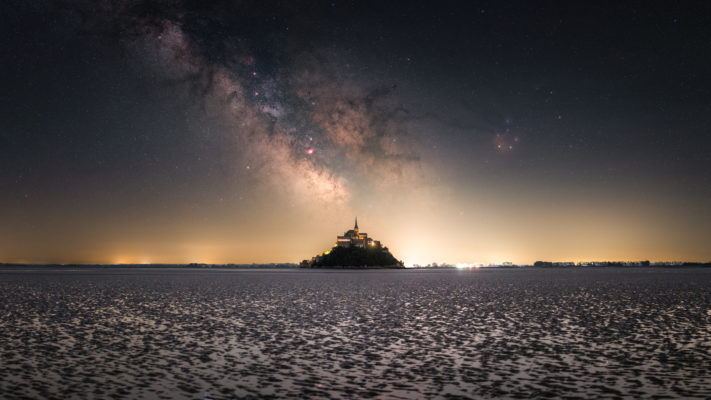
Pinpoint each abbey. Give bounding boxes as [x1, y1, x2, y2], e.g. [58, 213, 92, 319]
[300, 218, 403, 268]
[336, 218, 382, 249]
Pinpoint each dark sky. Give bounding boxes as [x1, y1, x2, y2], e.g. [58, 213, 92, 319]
[1, 1, 710, 264]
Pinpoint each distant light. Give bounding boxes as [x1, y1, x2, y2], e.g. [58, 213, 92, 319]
[305, 148, 314, 155]
[456, 263, 481, 269]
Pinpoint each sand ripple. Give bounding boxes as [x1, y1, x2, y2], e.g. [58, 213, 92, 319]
[0, 268, 709, 399]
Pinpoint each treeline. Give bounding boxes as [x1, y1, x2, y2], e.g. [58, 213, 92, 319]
[0, 263, 299, 269]
[533, 261, 711, 267]
[305, 246, 404, 268]
[534, 261, 649, 267]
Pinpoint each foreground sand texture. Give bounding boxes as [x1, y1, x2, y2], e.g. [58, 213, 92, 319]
[0, 267, 709, 398]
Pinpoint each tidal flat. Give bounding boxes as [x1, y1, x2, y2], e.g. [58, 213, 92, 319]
[0, 267, 709, 399]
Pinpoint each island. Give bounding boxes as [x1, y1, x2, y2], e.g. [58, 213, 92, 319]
[300, 218, 405, 269]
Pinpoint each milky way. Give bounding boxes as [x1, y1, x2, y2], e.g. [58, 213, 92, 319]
[91, 1, 425, 207]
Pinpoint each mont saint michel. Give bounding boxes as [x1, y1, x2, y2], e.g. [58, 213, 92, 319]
[301, 218, 405, 268]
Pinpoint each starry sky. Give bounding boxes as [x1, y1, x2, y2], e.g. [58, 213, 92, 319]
[1, 1, 710, 265]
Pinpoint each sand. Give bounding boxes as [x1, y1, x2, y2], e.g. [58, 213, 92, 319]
[0, 267, 709, 399]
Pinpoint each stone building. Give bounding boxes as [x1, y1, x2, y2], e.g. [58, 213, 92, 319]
[336, 218, 381, 249]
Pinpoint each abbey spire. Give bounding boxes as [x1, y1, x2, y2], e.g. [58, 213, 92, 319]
[334, 218, 379, 249]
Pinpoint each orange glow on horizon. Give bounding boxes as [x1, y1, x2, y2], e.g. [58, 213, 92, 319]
[1, 174, 709, 265]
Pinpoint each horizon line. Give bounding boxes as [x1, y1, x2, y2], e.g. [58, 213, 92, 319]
[2, 260, 711, 267]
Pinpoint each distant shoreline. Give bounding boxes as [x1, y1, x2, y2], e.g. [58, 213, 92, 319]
[0, 263, 709, 269]
[0, 263, 299, 269]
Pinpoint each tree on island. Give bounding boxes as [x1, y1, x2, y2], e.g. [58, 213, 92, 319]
[303, 245, 404, 268]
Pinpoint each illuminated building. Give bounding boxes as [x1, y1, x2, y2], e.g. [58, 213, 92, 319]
[300, 217, 402, 268]
[336, 217, 381, 249]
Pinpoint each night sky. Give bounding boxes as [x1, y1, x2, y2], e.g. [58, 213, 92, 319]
[1, 1, 710, 265]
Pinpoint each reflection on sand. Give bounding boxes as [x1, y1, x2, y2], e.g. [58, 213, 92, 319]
[0, 268, 709, 398]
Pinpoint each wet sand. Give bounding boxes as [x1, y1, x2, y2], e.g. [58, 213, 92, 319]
[0, 267, 709, 398]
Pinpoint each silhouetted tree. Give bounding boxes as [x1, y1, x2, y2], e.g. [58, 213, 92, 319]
[309, 246, 404, 268]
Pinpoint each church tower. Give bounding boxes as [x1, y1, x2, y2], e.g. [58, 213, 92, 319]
[354, 217, 359, 234]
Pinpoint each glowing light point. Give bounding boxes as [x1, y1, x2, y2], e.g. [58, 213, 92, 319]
[251, 71, 257, 77]
[305, 148, 315, 155]
[254, 91, 259, 96]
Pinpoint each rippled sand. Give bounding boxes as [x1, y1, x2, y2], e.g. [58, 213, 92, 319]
[0, 267, 709, 399]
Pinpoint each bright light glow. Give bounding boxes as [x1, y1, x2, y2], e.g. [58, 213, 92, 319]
[456, 263, 481, 269]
